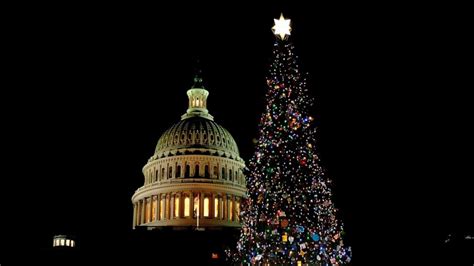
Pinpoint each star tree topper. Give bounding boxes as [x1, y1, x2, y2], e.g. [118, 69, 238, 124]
[272, 13, 291, 40]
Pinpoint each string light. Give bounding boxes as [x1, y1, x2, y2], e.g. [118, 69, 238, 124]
[227, 16, 351, 265]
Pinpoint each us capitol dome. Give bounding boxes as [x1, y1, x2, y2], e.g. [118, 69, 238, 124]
[131, 75, 246, 229]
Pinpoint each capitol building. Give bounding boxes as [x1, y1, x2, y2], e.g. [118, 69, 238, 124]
[131, 75, 246, 229]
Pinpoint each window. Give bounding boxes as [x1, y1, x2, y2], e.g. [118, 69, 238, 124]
[176, 165, 181, 177]
[168, 166, 172, 178]
[194, 165, 200, 177]
[184, 197, 190, 217]
[155, 170, 158, 182]
[66, 239, 70, 246]
[71, 240, 75, 247]
[185, 165, 190, 178]
[229, 170, 233, 181]
[152, 197, 157, 221]
[222, 168, 226, 179]
[146, 199, 151, 223]
[229, 200, 233, 221]
[205, 165, 210, 178]
[236, 201, 240, 221]
[60, 239, 65, 246]
[161, 168, 165, 179]
[214, 198, 219, 218]
[204, 197, 209, 217]
[213, 166, 218, 177]
[160, 198, 165, 219]
[174, 197, 179, 218]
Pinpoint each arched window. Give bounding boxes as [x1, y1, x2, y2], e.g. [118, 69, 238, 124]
[204, 197, 209, 217]
[155, 170, 158, 182]
[214, 197, 219, 218]
[168, 166, 173, 179]
[222, 168, 226, 179]
[194, 165, 200, 177]
[174, 197, 180, 218]
[184, 197, 190, 217]
[185, 165, 190, 178]
[176, 165, 181, 178]
[229, 169, 233, 181]
[205, 165, 210, 178]
[213, 166, 218, 177]
[161, 168, 165, 179]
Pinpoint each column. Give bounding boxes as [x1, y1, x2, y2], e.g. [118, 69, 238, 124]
[221, 194, 227, 220]
[217, 194, 224, 220]
[140, 199, 145, 225]
[231, 196, 235, 221]
[227, 195, 232, 221]
[155, 195, 159, 221]
[189, 192, 193, 219]
[132, 202, 137, 229]
[166, 194, 170, 220]
[210, 194, 214, 219]
[171, 194, 175, 219]
[159, 194, 164, 220]
[199, 192, 204, 219]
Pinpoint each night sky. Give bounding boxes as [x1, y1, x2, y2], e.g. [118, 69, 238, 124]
[2, 3, 472, 263]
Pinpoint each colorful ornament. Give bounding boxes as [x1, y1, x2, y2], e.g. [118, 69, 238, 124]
[281, 218, 289, 228]
[296, 225, 305, 233]
[311, 232, 320, 241]
[282, 233, 288, 242]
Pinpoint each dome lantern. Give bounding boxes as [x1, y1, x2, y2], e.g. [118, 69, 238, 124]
[181, 74, 214, 121]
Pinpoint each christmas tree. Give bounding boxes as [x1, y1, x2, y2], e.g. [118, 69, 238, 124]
[229, 14, 352, 265]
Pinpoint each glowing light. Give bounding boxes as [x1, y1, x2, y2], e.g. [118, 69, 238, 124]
[175, 197, 180, 218]
[160, 198, 165, 219]
[228, 15, 351, 265]
[184, 197, 190, 217]
[204, 197, 209, 217]
[272, 14, 291, 40]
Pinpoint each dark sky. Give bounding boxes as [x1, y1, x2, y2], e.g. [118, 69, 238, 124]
[2, 3, 472, 263]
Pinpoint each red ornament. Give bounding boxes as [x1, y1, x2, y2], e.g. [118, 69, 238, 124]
[281, 219, 289, 228]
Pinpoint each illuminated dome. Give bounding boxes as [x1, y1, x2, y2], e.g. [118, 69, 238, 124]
[131, 75, 246, 229]
[153, 117, 241, 160]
